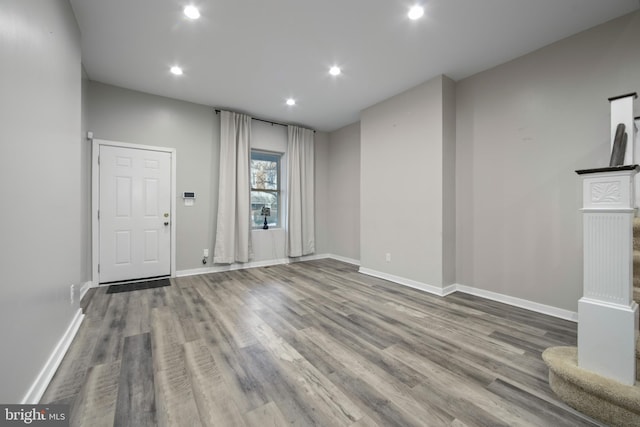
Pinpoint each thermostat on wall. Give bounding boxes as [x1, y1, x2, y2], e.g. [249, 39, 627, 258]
[183, 192, 195, 206]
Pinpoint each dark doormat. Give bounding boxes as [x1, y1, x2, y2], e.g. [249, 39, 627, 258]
[106, 278, 171, 294]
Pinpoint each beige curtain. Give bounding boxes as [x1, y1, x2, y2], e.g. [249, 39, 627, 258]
[287, 125, 315, 257]
[213, 111, 252, 263]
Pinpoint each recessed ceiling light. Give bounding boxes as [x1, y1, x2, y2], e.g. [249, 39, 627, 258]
[170, 66, 183, 75]
[408, 5, 424, 20]
[183, 5, 200, 19]
[286, 98, 296, 106]
[329, 66, 341, 76]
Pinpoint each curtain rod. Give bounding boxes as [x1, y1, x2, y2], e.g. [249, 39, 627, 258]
[214, 109, 315, 133]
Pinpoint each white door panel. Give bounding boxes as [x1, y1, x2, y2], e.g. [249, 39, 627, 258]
[99, 145, 171, 283]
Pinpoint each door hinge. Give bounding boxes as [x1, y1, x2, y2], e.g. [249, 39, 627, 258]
[97, 155, 100, 165]
[97, 210, 100, 220]
[97, 264, 100, 273]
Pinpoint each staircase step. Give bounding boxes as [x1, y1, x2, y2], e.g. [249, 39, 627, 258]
[634, 251, 640, 276]
[543, 346, 640, 426]
[634, 217, 640, 250]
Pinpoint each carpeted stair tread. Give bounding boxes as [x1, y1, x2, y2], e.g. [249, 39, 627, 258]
[633, 250, 640, 304]
[543, 347, 640, 406]
[634, 217, 640, 239]
[635, 217, 640, 248]
[633, 217, 640, 237]
[635, 217, 640, 255]
[637, 338, 640, 382]
[543, 346, 640, 426]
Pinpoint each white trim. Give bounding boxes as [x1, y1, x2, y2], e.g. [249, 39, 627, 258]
[91, 137, 177, 284]
[580, 208, 636, 213]
[455, 283, 578, 322]
[177, 258, 290, 277]
[21, 309, 85, 404]
[79, 281, 94, 302]
[442, 284, 457, 296]
[354, 267, 577, 322]
[578, 296, 637, 312]
[326, 254, 360, 266]
[176, 253, 357, 277]
[291, 253, 333, 263]
[358, 267, 452, 297]
[91, 137, 99, 285]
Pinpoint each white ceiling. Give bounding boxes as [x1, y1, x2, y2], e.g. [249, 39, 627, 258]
[70, 0, 639, 132]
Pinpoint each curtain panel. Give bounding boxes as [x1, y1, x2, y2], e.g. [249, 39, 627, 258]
[213, 110, 252, 263]
[287, 125, 315, 257]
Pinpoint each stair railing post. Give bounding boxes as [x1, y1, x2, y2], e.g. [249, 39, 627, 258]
[576, 165, 639, 385]
[608, 93, 637, 207]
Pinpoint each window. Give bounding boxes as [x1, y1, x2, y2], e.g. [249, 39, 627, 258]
[251, 150, 281, 228]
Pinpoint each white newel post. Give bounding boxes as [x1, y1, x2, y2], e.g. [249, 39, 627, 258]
[576, 165, 639, 385]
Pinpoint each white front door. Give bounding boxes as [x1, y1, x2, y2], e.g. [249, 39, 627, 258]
[98, 145, 172, 283]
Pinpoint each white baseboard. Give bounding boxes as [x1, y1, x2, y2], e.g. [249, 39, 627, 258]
[355, 267, 577, 322]
[176, 253, 360, 277]
[79, 281, 94, 302]
[290, 253, 331, 263]
[442, 284, 457, 296]
[21, 309, 85, 404]
[326, 254, 360, 266]
[454, 283, 578, 322]
[176, 258, 290, 277]
[358, 267, 452, 297]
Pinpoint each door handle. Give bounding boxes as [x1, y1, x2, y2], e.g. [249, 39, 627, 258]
[164, 222, 169, 226]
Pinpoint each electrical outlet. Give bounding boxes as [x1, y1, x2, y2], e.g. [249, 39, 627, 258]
[203, 249, 209, 257]
[70, 284, 75, 304]
[385, 253, 391, 262]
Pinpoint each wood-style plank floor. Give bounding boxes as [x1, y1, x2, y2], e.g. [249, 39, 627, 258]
[42, 259, 600, 426]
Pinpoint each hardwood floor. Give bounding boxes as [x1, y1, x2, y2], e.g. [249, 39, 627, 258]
[42, 259, 600, 426]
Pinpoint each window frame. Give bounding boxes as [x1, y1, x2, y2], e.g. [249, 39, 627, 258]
[250, 149, 282, 229]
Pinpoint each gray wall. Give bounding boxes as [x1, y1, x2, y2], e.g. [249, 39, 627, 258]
[87, 82, 330, 270]
[315, 132, 331, 255]
[327, 122, 361, 261]
[360, 75, 454, 288]
[81, 68, 91, 282]
[0, 0, 83, 402]
[455, 11, 640, 311]
[442, 76, 456, 286]
[87, 82, 218, 271]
